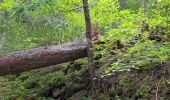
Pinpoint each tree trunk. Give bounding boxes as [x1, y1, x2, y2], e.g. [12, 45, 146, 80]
[0, 40, 87, 76]
[141, 0, 146, 12]
[82, 0, 96, 97]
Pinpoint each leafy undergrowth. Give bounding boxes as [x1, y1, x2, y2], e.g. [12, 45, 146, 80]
[0, 60, 170, 100]
[0, 60, 89, 100]
[0, 0, 170, 99]
[94, 62, 170, 100]
[0, 14, 170, 100]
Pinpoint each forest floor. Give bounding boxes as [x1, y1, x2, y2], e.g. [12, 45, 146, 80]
[0, 59, 170, 100]
[0, 33, 170, 100]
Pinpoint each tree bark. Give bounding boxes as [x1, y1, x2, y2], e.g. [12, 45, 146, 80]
[82, 0, 96, 96]
[0, 40, 87, 76]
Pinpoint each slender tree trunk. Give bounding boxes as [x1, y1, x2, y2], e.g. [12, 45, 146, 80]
[82, 0, 96, 97]
[0, 33, 6, 49]
[142, 0, 145, 12]
[110, 9, 113, 28]
[94, 8, 99, 29]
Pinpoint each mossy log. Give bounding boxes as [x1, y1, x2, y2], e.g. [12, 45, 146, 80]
[0, 40, 87, 76]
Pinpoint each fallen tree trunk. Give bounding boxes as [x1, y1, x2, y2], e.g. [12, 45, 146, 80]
[0, 40, 87, 76]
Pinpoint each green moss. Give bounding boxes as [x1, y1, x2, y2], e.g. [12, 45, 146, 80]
[0, 67, 65, 99]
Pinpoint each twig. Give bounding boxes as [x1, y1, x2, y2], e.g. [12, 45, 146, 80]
[156, 78, 163, 100]
[163, 76, 169, 90]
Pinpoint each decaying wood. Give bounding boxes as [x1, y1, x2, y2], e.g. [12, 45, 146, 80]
[0, 40, 87, 76]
